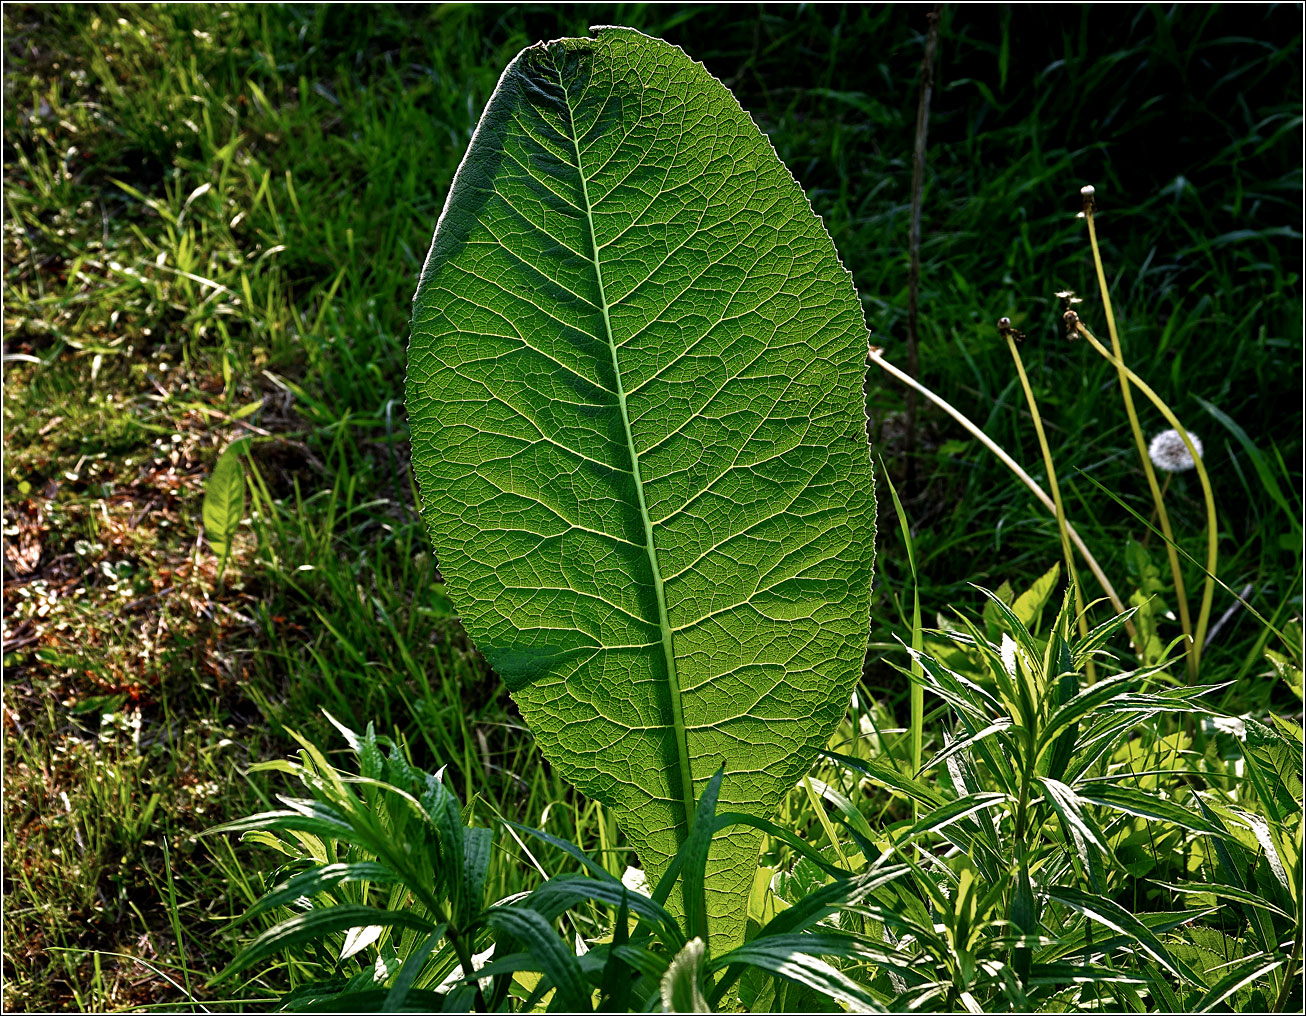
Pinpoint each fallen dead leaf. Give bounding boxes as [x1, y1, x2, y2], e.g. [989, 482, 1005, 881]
[4, 499, 45, 575]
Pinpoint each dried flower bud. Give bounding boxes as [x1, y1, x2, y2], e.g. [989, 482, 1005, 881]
[996, 317, 1025, 343]
[1080, 184, 1097, 216]
[1148, 429, 1203, 472]
[1063, 309, 1080, 340]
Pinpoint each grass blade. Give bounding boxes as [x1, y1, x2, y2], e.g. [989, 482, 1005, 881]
[212, 905, 437, 984]
[1044, 885, 1198, 984]
[485, 906, 590, 1013]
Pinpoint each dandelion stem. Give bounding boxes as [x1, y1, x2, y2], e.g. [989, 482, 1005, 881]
[1144, 473, 1173, 545]
[1075, 321, 1219, 681]
[1082, 199, 1196, 682]
[868, 347, 1135, 642]
[1005, 334, 1095, 681]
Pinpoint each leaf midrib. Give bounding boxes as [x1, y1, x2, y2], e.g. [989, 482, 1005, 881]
[554, 53, 698, 835]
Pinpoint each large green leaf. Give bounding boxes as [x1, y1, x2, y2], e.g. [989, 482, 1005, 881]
[407, 27, 875, 942]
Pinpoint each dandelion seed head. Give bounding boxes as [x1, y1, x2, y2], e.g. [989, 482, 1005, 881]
[1080, 185, 1095, 197]
[1148, 428, 1203, 472]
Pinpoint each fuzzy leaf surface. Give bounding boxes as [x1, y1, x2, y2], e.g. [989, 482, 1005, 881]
[407, 27, 876, 941]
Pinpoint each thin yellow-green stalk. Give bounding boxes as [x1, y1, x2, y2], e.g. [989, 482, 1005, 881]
[1003, 326, 1095, 682]
[868, 347, 1135, 644]
[802, 776, 853, 870]
[1081, 187, 1196, 681]
[1075, 321, 1220, 679]
[879, 457, 925, 822]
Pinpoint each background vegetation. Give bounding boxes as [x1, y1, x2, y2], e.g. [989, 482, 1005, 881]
[3, 3, 1300, 1011]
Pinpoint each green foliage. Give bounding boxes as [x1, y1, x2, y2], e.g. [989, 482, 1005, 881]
[209, 720, 489, 1009]
[407, 27, 876, 942]
[220, 579, 1302, 1011]
[214, 721, 889, 1012]
[203, 438, 248, 571]
[805, 580, 1301, 1012]
[5, 5, 1301, 1011]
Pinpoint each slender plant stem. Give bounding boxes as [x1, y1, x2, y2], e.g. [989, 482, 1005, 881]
[1005, 335, 1095, 681]
[880, 458, 925, 824]
[1010, 726, 1036, 978]
[447, 923, 489, 1012]
[1075, 322, 1220, 681]
[908, 581, 924, 824]
[1271, 926, 1301, 1012]
[802, 776, 851, 871]
[869, 348, 1135, 642]
[1082, 201, 1197, 681]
